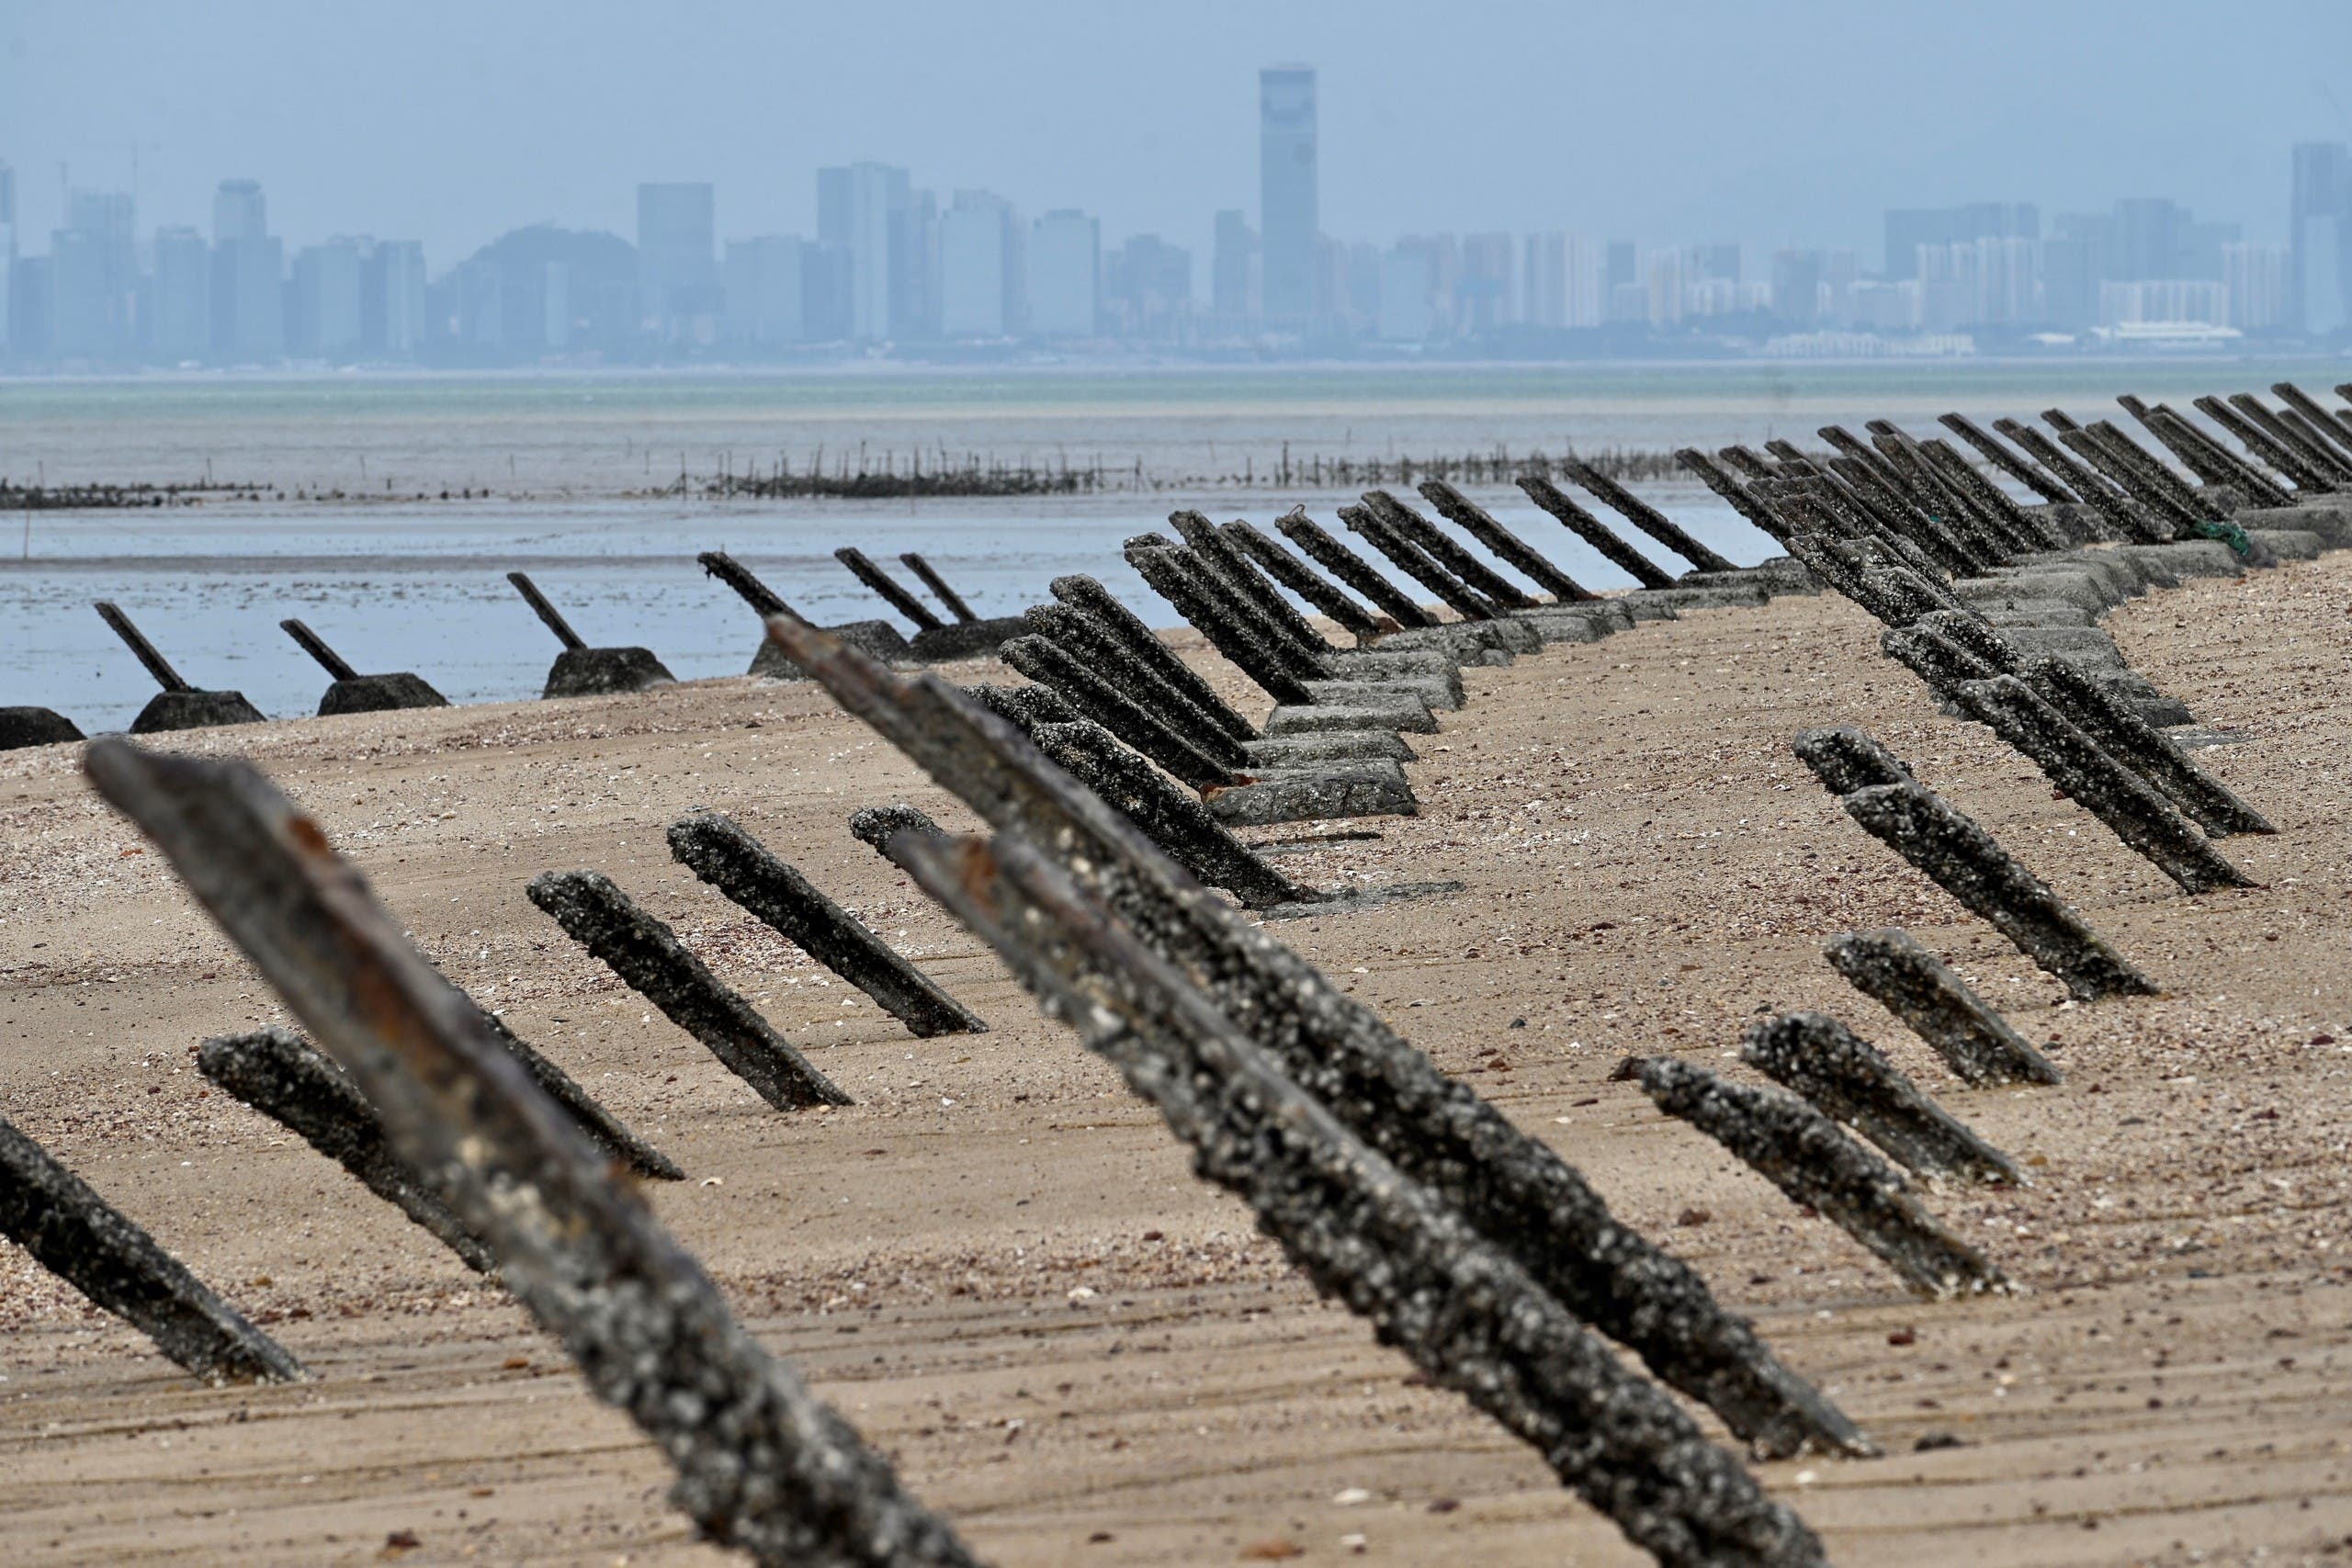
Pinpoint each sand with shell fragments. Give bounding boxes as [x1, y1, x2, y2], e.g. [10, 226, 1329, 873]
[6, 550, 2352, 1566]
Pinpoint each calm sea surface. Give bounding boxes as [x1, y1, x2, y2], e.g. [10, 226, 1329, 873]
[2, 357, 2336, 730]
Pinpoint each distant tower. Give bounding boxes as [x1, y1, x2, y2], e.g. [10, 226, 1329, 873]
[213, 179, 267, 244]
[817, 163, 912, 342]
[636, 182, 717, 341]
[2291, 141, 2351, 333]
[1259, 64, 1318, 327]
[209, 179, 283, 360]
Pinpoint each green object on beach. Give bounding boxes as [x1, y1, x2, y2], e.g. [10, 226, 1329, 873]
[2192, 519, 2255, 558]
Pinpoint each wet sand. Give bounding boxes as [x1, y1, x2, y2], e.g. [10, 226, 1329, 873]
[4, 549, 2351, 1565]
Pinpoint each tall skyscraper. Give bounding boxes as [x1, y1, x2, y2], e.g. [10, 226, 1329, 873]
[1883, 203, 2036, 279]
[1377, 243, 1433, 341]
[940, 191, 1021, 338]
[2223, 243, 2292, 332]
[636, 182, 717, 339]
[210, 179, 283, 359]
[1770, 249, 1823, 324]
[214, 179, 267, 243]
[1342, 240, 1382, 332]
[292, 238, 366, 358]
[152, 226, 210, 358]
[818, 163, 912, 341]
[1104, 233, 1191, 339]
[726, 236, 810, 345]
[1521, 233, 1602, 329]
[364, 241, 428, 357]
[0, 161, 15, 354]
[1026, 209, 1098, 336]
[1258, 64, 1318, 325]
[1211, 209, 1258, 323]
[2292, 141, 2351, 333]
[51, 190, 137, 356]
[1457, 233, 1514, 333]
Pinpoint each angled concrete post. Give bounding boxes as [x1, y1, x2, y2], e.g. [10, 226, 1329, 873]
[1561, 459, 1738, 571]
[834, 547, 944, 631]
[1938, 412, 2074, 503]
[1824, 929, 2061, 1087]
[1360, 490, 1536, 608]
[95, 601, 266, 732]
[199, 1028, 496, 1271]
[1637, 1059, 2008, 1299]
[1000, 632, 1241, 789]
[1950, 676, 2252, 895]
[1273, 509, 1440, 628]
[1339, 502, 1507, 619]
[669, 812, 986, 1036]
[1047, 573, 1261, 743]
[280, 619, 449, 715]
[897, 552, 978, 623]
[1795, 727, 2156, 1000]
[528, 870, 852, 1111]
[84, 739, 975, 1566]
[897, 829, 1827, 1566]
[765, 618, 1871, 1465]
[1417, 477, 1599, 601]
[1514, 474, 1676, 588]
[1021, 602, 1250, 766]
[0, 1112, 303, 1384]
[1223, 518, 1387, 639]
[506, 573, 675, 697]
[1740, 1012, 2022, 1184]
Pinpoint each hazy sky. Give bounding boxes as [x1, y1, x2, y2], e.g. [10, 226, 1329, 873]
[6, 0, 2349, 270]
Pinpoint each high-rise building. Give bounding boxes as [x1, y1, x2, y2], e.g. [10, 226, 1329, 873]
[1883, 202, 2036, 279]
[1692, 243, 1741, 284]
[214, 179, 266, 243]
[940, 191, 1022, 338]
[1645, 249, 1685, 326]
[1603, 241, 1634, 293]
[726, 237, 810, 345]
[1456, 233, 1514, 333]
[51, 189, 138, 356]
[1377, 243, 1434, 342]
[0, 160, 14, 354]
[209, 179, 283, 359]
[291, 238, 366, 358]
[2113, 197, 2184, 280]
[637, 183, 717, 339]
[1521, 233, 1603, 330]
[818, 163, 913, 341]
[1259, 64, 1318, 325]
[2098, 277, 2227, 328]
[1026, 209, 1099, 337]
[1211, 209, 1258, 324]
[152, 226, 210, 358]
[2292, 141, 2351, 333]
[1342, 240, 1382, 333]
[364, 241, 428, 357]
[1104, 233, 1192, 339]
[2223, 243, 2292, 332]
[1973, 235, 2038, 325]
[8, 256, 51, 355]
[1770, 249, 1822, 324]
[1818, 248, 1861, 324]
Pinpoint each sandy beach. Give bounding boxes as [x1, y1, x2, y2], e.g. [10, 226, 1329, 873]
[5, 545, 2351, 1565]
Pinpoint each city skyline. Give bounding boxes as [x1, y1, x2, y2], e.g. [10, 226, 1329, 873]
[6, 1, 2348, 266]
[8, 26, 2352, 367]
[6, 118, 2349, 364]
